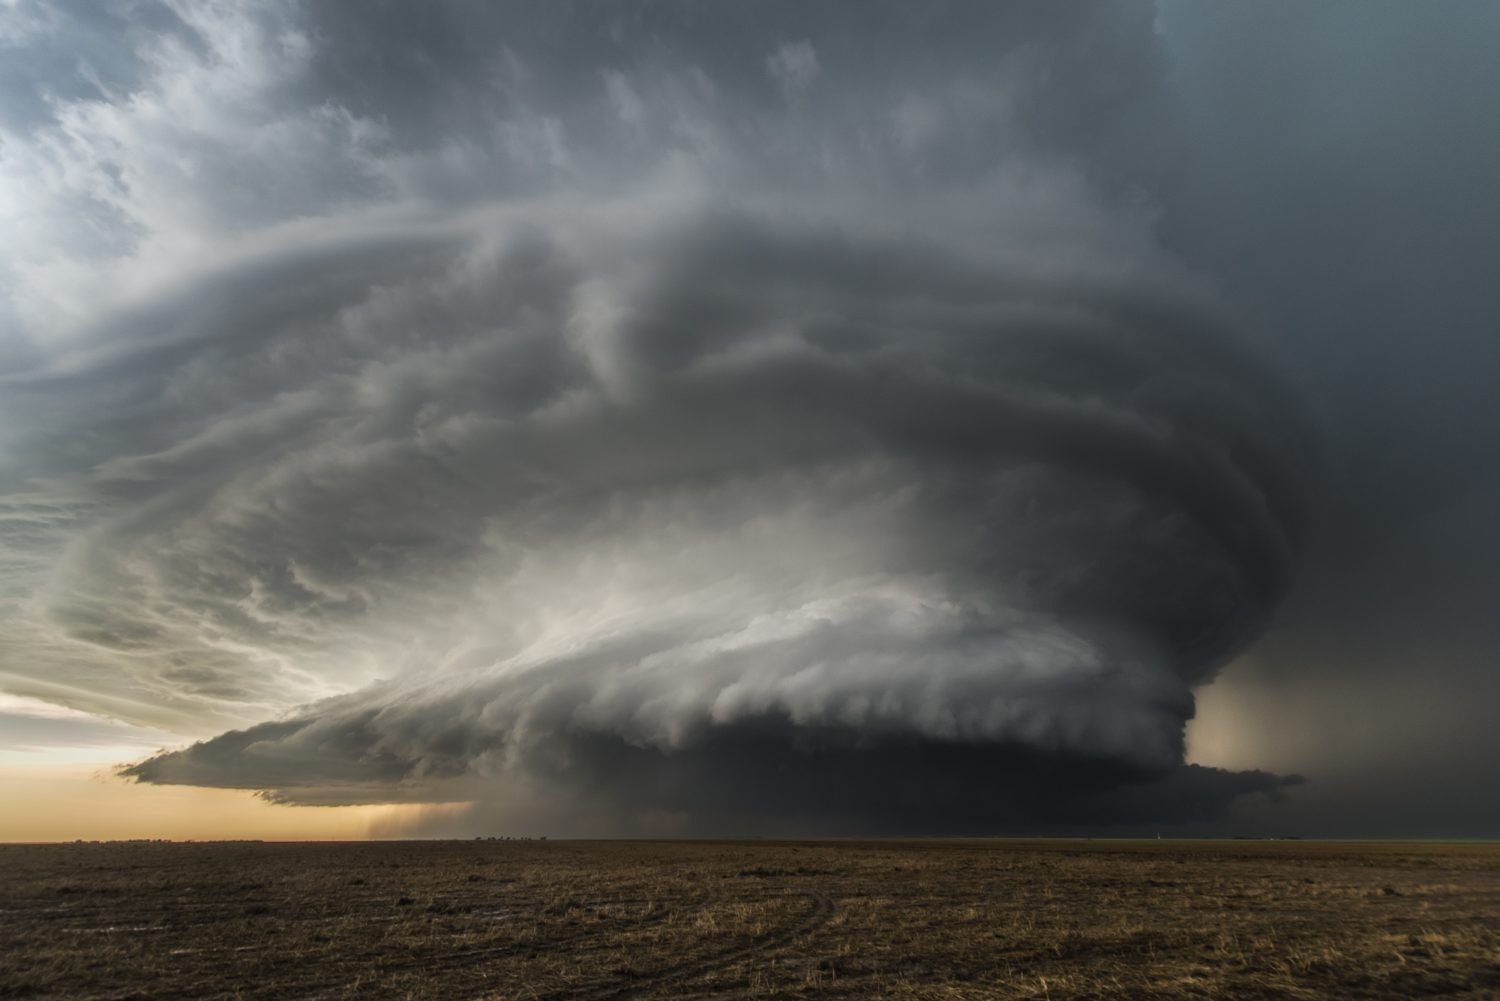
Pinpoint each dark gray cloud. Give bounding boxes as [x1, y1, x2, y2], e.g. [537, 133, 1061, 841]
[4, 1, 1490, 835]
[106, 208, 1311, 829]
[1155, 0, 1500, 837]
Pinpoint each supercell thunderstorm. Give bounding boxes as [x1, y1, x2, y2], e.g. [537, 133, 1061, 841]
[0, 2, 1315, 832]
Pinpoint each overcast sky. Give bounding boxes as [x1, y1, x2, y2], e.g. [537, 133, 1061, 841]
[1, 1, 1496, 838]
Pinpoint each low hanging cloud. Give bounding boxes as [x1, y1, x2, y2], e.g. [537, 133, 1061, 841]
[0, 1, 1317, 832]
[114, 206, 1314, 830]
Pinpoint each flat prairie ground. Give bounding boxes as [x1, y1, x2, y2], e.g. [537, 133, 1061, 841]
[1, 839, 1497, 1000]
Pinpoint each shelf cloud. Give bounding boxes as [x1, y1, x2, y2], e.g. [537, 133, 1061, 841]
[27, 0, 1500, 835]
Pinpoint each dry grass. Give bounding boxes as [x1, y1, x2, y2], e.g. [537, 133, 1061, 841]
[1, 839, 1497, 999]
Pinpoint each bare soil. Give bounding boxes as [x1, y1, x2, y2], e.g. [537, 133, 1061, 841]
[1, 839, 1497, 999]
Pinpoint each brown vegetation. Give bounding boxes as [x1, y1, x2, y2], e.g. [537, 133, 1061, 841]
[1, 839, 1497, 999]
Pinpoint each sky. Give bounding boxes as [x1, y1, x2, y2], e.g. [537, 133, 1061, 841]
[1, 0, 1497, 840]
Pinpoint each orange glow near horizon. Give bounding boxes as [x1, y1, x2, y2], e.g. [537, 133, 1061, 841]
[0, 758, 470, 843]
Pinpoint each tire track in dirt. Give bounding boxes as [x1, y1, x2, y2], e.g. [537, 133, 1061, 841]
[531, 890, 836, 1001]
[282, 887, 727, 1000]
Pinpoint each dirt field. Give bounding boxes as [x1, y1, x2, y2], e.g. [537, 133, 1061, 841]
[1, 839, 1497, 999]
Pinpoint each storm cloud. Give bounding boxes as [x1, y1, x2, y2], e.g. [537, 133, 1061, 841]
[28, 0, 1498, 835]
[106, 196, 1311, 827]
